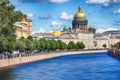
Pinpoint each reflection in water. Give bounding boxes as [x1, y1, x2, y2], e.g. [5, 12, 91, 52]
[0, 52, 120, 80]
[0, 68, 14, 80]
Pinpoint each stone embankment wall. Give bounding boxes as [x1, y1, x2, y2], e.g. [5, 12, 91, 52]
[0, 50, 107, 69]
[108, 49, 120, 59]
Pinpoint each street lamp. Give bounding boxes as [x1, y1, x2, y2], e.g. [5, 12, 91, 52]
[0, 41, 3, 53]
[93, 40, 97, 49]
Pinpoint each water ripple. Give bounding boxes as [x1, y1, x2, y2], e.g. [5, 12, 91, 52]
[0, 53, 120, 80]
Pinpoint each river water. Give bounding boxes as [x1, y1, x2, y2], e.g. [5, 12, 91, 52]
[0, 52, 120, 80]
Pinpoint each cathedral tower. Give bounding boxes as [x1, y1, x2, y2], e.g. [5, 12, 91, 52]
[72, 6, 88, 32]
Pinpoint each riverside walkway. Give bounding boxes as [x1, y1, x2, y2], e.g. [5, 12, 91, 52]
[0, 50, 107, 69]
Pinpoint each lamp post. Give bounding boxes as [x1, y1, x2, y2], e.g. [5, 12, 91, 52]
[0, 41, 3, 53]
[93, 40, 97, 49]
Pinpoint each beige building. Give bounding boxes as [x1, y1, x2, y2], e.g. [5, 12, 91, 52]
[95, 38, 109, 49]
[60, 32, 94, 49]
[13, 18, 32, 39]
[59, 32, 110, 49]
[108, 38, 120, 47]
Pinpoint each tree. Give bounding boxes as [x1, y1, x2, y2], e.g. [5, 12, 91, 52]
[76, 42, 85, 49]
[19, 36, 25, 41]
[0, 0, 26, 53]
[102, 44, 107, 48]
[67, 41, 75, 50]
[57, 40, 62, 49]
[48, 39, 57, 50]
[15, 40, 26, 52]
[74, 44, 78, 50]
[25, 39, 35, 51]
[1, 36, 16, 53]
[0, 0, 26, 37]
[37, 38, 45, 51]
[27, 36, 33, 41]
[53, 39, 59, 50]
[61, 42, 67, 50]
[111, 44, 114, 48]
[57, 40, 67, 50]
[115, 42, 120, 48]
[33, 39, 39, 50]
[44, 40, 50, 50]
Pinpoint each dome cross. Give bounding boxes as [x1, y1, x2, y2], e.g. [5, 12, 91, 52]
[78, 6, 82, 11]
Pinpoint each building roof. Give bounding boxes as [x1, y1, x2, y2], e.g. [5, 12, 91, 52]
[102, 30, 120, 38]
[74, 6, 86, 19]
[102, 30, 120, 35]
[13, 23, 23, 28]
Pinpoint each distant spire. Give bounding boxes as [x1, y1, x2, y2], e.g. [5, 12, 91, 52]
[78, 6, 82, 11]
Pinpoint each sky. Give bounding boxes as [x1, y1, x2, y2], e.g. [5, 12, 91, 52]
[10, 0, 120, 33]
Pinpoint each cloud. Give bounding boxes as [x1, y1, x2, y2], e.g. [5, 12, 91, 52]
[32, 28, 46, 34]
[38, 15, 53, 20]
[96, 27, 119, 33]
[20, 0, 69, 3]
[113, 8, 120, 14]
[49, 0, 68, 3]
[114, 20, 120, 25]
[39, 16, 50, 19]
[18, 0, 42, 3]
[86, 0, 120, 6]
[86, 0, 110, 5]
[51, 21, 63, 27]
[60, 12, 73, 21]
[113, 0, 120, 3]
[27, 13, 35, 18]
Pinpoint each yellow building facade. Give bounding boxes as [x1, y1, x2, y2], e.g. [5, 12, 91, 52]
[13, 18, 32, 39]
[49, 30, 62, 36]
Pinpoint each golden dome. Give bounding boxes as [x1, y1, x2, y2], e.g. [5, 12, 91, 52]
[74, 6, 86, 18]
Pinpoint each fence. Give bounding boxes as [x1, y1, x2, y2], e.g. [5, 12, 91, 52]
[108, 49, 120, 59]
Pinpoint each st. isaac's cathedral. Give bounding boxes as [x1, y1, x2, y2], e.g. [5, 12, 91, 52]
[34, 6, 108, 49]
[72, 6, 88, 32]
[60, 6, 108, 49]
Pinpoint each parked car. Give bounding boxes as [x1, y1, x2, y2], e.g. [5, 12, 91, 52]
[12, 50, 19, 55]
[32, 50, 39, 54]
[2, 52, 10, 56]
[0, 54, 4, 59]
[25, 51, 32, 54]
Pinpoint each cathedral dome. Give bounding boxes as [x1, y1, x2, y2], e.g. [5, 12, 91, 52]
[74, 6, 86, 18]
